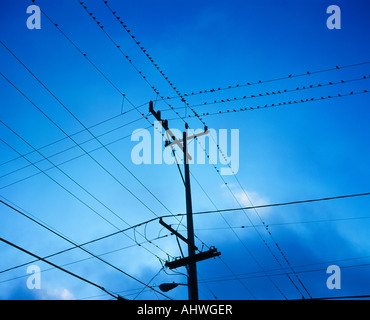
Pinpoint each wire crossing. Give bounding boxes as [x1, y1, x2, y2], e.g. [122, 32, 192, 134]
[0, 199, 172, 300]
[0, 236, 123, 300]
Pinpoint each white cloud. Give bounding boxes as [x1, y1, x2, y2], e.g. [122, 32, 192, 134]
[234, 190, 269, 208]
[217, 184, 274, 231]
[40, 286, 75, 300]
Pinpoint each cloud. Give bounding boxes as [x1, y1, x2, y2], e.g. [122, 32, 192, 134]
[218, 183, 272, 227]
[41, 287, 75, 300]
[0, 281, 75, 300]
[234, 189, 270, 207]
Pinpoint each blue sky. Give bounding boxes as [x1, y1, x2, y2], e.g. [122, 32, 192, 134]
[0, 0, 370, 300]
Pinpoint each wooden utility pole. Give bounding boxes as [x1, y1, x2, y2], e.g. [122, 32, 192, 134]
[183, 125, 199, 300]
[149, 101, 220, 301]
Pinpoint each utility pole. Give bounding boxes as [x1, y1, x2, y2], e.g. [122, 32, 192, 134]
[183, 124, 198, 301]
[149, 101, 220, 301]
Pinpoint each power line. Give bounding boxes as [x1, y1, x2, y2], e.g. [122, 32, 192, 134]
[0, 46, 188, 264]
[0, 236, 121, 300]
[7, 0, 368, 301]
[114, 11, 298, 293]
[178, 213, 370, 231]
[99, 0, 286, 297]
[0, 115, 145, 181]
[165, 74, 370, 111]
[0, 234, 169, 286]
[71, 2, 217, 261]
[38, 1, 370, 299]
[189, 172, 264, 299]
[101, 0, 186, 104]
[0, 103, 148, 169]
[144, 188, 370, 293]
[76, 1, 163, 98]
[190, 192, 370, 216]
[0, 198, 172, 299]
[21, 5, 138, 115]
[198, 259, 370, 288]
[156, 65, 368, 297]
[0, 43, 170, 222]
[0, 131, 171, 262]
[0, 36, 197, 243]
[0, 126, 151, 191]
[133, 267, 164, 300]
[0, 197, 160, 277]
[2, 191, 368, 292]
[186, 134, 291, 298]
[161, 61, 370, 100]
[165, 89, 370, 119]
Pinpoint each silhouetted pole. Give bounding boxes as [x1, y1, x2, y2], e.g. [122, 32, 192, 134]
[149, 101, 220, 300]
[183, 124, 199, 301]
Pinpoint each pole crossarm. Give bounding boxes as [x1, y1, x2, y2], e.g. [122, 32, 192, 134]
[159, 218, 198, 251]
[148, 100, 221, 300]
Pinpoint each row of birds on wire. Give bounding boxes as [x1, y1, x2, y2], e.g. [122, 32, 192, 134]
[78, 1, 370, 110]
